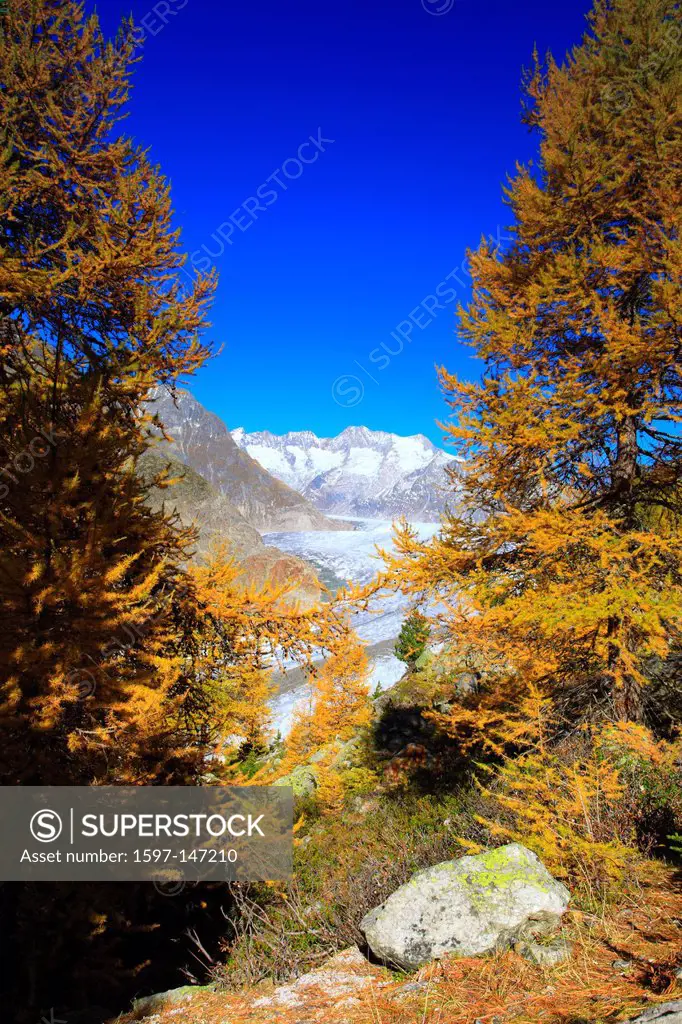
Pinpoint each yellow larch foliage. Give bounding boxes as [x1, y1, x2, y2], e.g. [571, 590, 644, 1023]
[0, 0, 215, 786]
[311, 636, 373, 742]
[0, 0, 352, 788]
[368, 0, 682, 724]
[315, 766, 346, 815]
[183, 543, 350, 765]
[278, 635, 372, 792]
[461, 683, 681, 892]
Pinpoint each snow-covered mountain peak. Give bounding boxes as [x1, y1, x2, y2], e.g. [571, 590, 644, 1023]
[334, 425, 388, 447]
[231, 425, 461, 522]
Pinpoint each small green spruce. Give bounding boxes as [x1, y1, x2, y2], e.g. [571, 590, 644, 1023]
[395, 610, 431, 667]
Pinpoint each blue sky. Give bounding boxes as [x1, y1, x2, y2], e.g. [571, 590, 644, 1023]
[95, 0, 591, 446]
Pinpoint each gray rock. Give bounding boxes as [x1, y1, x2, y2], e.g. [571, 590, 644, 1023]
[613, 958, 634, 971]
[454, 671, 479, 695]
[414, 649, 433, 670]
[306, 738, 361, 768]
[393, 980, 430, 1000]
[625, 1002, 682, 1024]
[273, 764, 318, 797]
[131, 983, 215, 1017]
[434, 701, 453, 714]
[333, 736, 362, 768]
[309, 743, 334, 764]
[397, 981, 429, 993]
[518, 937, 572, 966]
[360, 843, 570, 971]
[251, 947, 390, 1011]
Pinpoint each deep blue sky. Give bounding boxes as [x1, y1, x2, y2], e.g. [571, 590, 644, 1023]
[94, 0, 591, 446]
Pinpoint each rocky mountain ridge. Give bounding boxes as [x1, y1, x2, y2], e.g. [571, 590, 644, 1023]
[139, 449, 321, 607]
[231, 424, 461, 521]
[146, 388, 351, 533]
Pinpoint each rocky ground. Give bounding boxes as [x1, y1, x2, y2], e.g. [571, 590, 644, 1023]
[118, 849, 682, 1024]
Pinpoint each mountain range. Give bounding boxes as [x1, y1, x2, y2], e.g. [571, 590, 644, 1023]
[231, 425, 460, 522]
[146, 388, 350, 533]
[139, 389, 459, 605]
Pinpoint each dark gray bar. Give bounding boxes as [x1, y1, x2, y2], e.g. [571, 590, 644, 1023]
[0, 786, 293, 881]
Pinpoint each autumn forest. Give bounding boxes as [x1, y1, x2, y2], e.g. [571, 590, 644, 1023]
[0, 0, 681, 1022]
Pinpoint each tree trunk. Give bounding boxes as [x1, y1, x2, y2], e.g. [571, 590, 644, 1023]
[612, 414, 638, 509]
[606, 614, 644, 722]
[613, 675, 644, 722]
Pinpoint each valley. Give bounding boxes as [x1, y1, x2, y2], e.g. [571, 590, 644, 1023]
[142, 385, 451, 734]
[5, 4, 681, 1024]
[265, 516, 441, 733]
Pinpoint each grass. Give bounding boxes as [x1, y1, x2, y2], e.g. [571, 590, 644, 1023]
[213, 788, 488, 987]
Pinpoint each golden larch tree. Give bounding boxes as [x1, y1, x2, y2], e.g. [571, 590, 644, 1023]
[0, 0, 349, 787]
[0, 0, 215, 784]
[376, 0, 682, 724]
[283, 635, 372, 770]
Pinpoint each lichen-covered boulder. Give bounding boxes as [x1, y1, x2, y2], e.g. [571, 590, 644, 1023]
[360, 843, 570, 970]
[625, 1003, 682, 1024]
[273, 764, 318, 797]
[131, 984, 215, 1017]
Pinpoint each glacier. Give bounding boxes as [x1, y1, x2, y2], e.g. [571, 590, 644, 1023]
[266, 516, 441, 734]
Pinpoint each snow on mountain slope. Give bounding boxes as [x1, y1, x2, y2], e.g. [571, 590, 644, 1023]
[145, 389, 350, 533]
[231, 426, 461, 521]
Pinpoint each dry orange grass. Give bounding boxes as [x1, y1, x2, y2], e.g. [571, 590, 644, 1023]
[115, 864, 682, 1024]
